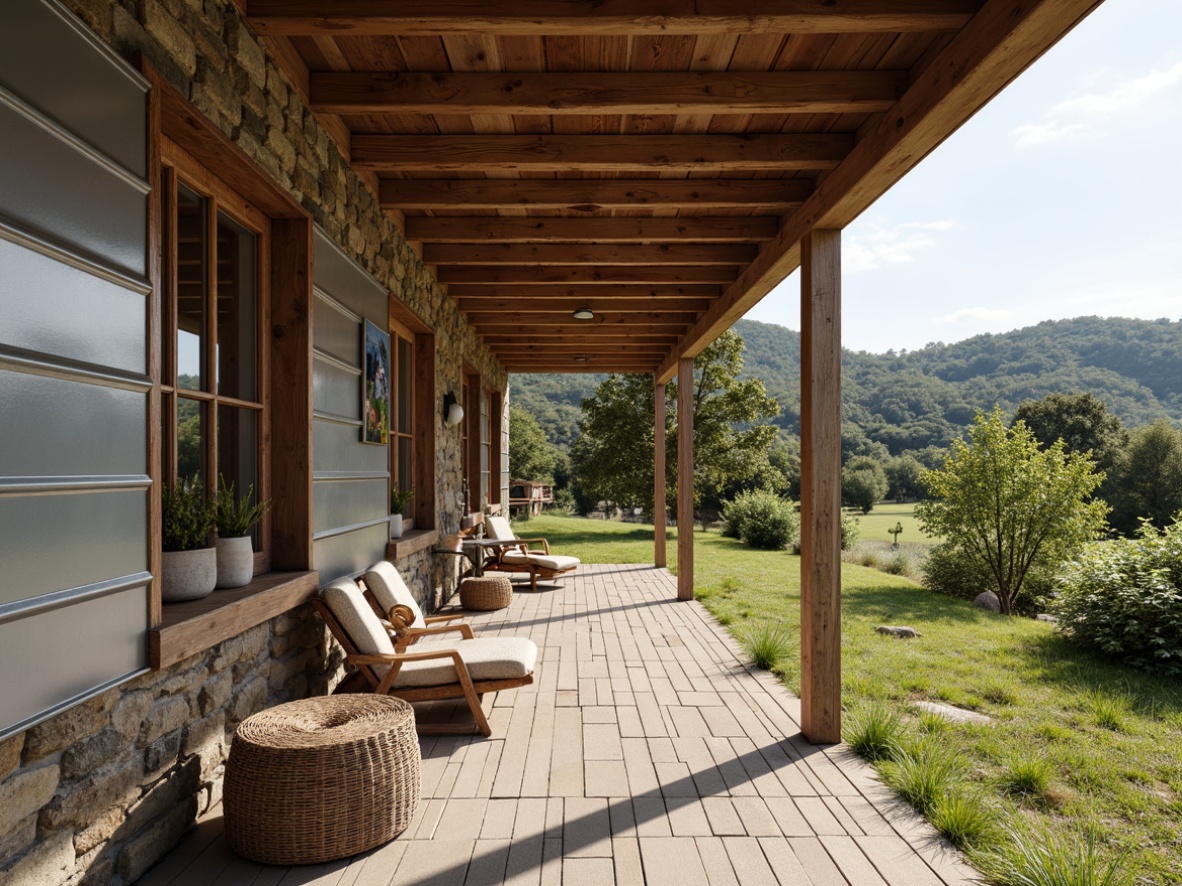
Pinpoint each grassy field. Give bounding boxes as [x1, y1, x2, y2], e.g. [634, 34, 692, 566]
[848, 501, 936, 547]
[523, 513, 1182, 885]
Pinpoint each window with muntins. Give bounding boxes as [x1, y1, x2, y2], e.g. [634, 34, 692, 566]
[390, 318, 414, 517]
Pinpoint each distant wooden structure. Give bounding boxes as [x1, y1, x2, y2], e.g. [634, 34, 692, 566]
[509, 479, 554, 517]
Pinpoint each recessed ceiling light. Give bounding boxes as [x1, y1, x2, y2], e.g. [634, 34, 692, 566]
[573, 355, 589, 364]
[572, 307, 595, 320]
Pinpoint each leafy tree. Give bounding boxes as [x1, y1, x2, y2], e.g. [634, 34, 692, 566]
[1013, 392, 1127, 474]
[1107, 419, 1182, 534]
[569, 330, 779, 517]
[916, 408, 1108, 615]
[842, 456, 888, 513]
[508, 403, 559, 482]
[884, 454, 924, 501]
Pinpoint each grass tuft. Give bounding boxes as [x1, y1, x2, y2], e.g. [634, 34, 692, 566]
[882, 738, 968, 815]
[740, 621, 794, 670]
[930, 790, 998, 850]
[998, 752, 1053, 803]
[843, 702, 904, 762]
[974, 822, 1134, 886]
[1081, 687, 1133, 732]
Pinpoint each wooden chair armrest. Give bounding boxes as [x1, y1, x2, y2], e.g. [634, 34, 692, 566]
[411, 623, 476, 641]
[514, 536, 552, 553]
[348, 648, 474, 696]
[424, 613, 466, 625]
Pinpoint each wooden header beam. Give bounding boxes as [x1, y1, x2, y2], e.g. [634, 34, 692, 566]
[405, 216, 777, 244]
[655, 0, 1105, 383]
[424, 243, 756, 266]
[248, 1, 980, 37]
[353, 134, 852, 172]
[477, 323, 688, 336]
[380, 178, 812, 211]
[456, 297, 714, 313]
[437, 266, 738, 285]
[446, 284, 722, 299]
[312, 70, 907, 116]
[481, 334, 679, 346]
[467, 311, 698, 326]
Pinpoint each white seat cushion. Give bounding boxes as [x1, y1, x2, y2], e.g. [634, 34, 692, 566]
[499, 551, 580, 572]
[394, 637, 537, 688]
[485, 515, 515, 541]
[322, 579, 396, 661]
[362, 560, 424, 625]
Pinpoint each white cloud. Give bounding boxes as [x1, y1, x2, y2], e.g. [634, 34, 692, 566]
[1012, 58, 1182, 148]
[844, 220, 957, 273]
[937, 307, 1012, 325]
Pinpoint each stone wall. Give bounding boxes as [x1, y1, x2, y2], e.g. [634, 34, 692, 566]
[0, 608, 341, 885]
[0, 0, 509, 882]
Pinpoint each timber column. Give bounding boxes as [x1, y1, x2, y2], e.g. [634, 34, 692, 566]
[800, 229, 842, 743]
[676, 358, 694, 600]
[654, 378, 667, 568]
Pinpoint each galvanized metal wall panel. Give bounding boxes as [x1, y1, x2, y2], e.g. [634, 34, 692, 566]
[0, 97, 147, 277]
[311, 228, 391, 585]
[0, 235, 148, 374]
[0, 372, 147, 479]
[0, 0, 148, 176]
[0, 0, 149, 739]
[0, 585, 149, 736]
[313, 478, 387, 535]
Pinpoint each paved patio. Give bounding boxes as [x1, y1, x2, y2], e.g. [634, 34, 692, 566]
[139, 564, 979, 886]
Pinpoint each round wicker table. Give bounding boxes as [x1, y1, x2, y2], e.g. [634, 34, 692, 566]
[459, 575, 513, 610]
[224, 695, 420, 865]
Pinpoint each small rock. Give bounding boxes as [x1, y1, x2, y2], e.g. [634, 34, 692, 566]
[1036, 614, 1058, 623]
[913, 701, 994, 726]
[875, 625, 921, 639]
[974, 591, 1001, 612]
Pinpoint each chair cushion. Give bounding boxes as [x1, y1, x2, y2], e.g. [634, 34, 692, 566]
[322, 579, 396, 664]
[499, 551, 580, 572]
[394, 637, 537, 688]
[362, 561, 424, 625]
[485, 515, 515, 541]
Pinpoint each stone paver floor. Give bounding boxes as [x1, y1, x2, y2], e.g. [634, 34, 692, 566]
[140, 564, 979, 885]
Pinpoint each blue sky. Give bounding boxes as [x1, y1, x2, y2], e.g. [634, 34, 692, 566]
[745, 0, 1182, 353]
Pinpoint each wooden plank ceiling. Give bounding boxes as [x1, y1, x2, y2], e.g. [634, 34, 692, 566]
[246, 0, 1102, 378]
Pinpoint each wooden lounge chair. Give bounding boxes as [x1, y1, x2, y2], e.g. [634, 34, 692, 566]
[481, 515, 580, 591]
[314, 578, 536, 736]
[361, 560, 473, 650]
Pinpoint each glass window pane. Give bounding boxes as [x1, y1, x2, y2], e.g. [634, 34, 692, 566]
[216, 212, 257, 401]
[217, 405, 259, 546]
[397, 336, 412, 433]
[397, 438, 412, 509]
[176, 183, 206, 391]
[176, 397, 206, 485]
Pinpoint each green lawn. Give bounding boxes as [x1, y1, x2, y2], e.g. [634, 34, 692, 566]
[523, 513, 1182, 885]
[849, 501, 937, 547]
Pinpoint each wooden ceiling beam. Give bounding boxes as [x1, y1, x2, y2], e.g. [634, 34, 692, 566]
[424, 243, 755, 266]
[457, 297, 713, 313]
[406, 216, 777, 244]
[311, 70, 908, 116]
[493, 344, 670, 354]
[476, 323, 688, 336]
[447, 284, 722, 299]
[353, 134, 852, 172]
[482, 334, 679, 346]
[467, 311, 698, 326]
[248, 1, 981, 37]
[654, 0, 1104, 383]
[502, 366, 658, 374]
[380, 178, 812, 211]
[437, 266, 739, 285]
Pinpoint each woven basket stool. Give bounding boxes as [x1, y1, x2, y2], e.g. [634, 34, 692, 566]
[459, 575, 513, 610]
[224, 694, 420, 865]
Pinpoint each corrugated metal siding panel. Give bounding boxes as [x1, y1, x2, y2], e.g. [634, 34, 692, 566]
[311, 229, 391, 585]
[0, 0, 150, 739]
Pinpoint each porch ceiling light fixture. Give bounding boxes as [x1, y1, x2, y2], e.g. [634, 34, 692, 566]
[573, 355, 589, 364]
[442, 391, 464, 426]
[571, 307, 595, 320]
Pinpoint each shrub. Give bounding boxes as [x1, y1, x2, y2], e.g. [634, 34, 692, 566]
[923, 543, 1056, 614]
[843, 702, 903, 762]
[1053, 517, 1182, 676]
[840, 512, 859, 550]
[723, 490, 798, 550]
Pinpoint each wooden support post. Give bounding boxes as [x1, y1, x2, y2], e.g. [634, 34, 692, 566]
[800, 229, 842, 744]
[677, 358, 694, 601]
[654, 379, 667, 568]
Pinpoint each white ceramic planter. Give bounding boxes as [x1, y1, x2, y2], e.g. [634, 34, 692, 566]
[215, 536, 255, 589]
[162, 547, 217, 602]
[390, 514, 404, 539]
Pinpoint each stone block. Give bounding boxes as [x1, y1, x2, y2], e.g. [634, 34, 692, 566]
[156, 664, 209, 699]
[183, 711, 226, 777]
[0, 829, 74, 886]
[25, 691, 117, 760]
[0, 814, 36, 861]
[266, 127, 297, 175]
[73, 806, 124, 857]
[143, 0, 196, 77]
[39, 758, 140, 831]
[124, 758, 200, 839]
[0, 764, 60, 836]
[0, 734, 23, 782]
[110, 691, 153, 741]
[61, 727, 128, 782]
[210, 635, 243, 672]
[226, 676, 268, 724]
[70, 851, 115, 886]
[116, 795, 196, 884]
[144, 729, 183, 778]
[195, 57, 241, 127]
[228, 17, 266, 89]
[198, 671, 232, 716]
[141, 697, 190, 747]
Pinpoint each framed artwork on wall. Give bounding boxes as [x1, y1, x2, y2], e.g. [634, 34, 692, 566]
[363, 319, 390, 445]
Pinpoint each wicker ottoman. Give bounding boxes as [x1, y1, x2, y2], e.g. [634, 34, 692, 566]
[460, 575, 513, 610]
[224, 695, 420, 865]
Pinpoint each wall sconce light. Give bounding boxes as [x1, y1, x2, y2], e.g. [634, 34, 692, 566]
[571, 307, 595, 320]
[442, 391, 464, 426]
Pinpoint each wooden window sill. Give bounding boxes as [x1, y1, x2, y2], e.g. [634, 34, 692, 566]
[386, 528, 440, 561]
[150, 570, 319, 670]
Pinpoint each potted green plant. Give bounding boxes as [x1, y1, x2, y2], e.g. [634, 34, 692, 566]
[214, 477, 270, 589]
[162, 478, 216, 602]
[390, 485, 414, 539]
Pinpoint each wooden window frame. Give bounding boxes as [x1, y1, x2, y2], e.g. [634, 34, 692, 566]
[387, 298, 437, 555]
[389, 315, 415, 528]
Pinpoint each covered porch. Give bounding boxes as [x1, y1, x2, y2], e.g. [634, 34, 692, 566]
[141, 565, 973, 886]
